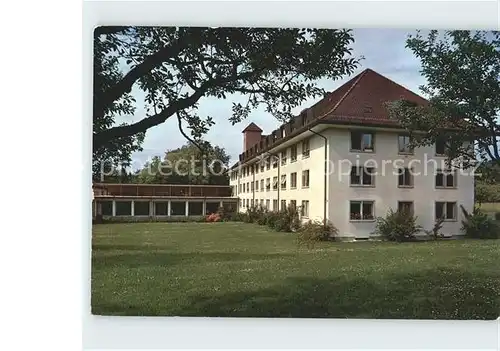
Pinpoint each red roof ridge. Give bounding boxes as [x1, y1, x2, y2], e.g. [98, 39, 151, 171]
[315, 69, 370, 120]
[367, 68, 428, 103]
[242, 122, 263, 132]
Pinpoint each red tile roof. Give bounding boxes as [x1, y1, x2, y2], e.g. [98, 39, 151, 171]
[242, 122, 263, 132]
[313, 68, 429, 123]
[232, 68, 430, 168]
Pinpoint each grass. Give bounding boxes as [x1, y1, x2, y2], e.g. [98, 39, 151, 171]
[92, 222, 500, 319]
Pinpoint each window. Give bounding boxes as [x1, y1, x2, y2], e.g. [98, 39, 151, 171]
[272, 155, 278, 169]
[266, 199, 270, 209]
[398, 201, 414, 215]
[266, 158, 271, 170]
[238, 184, 241, 194]
[281, 174, 286, 190]
[260, 162, 264, 172]
[302, 139, 310, 158]
[281, 150, 287, 165]
[251, 199, 254, 207]
[273, 176, 278, 190]
[240, 199, 243, 207]
[436, 138, 447, 156]
[350, 201, 374, 220]
[260, 199, 264, 208]
[273, 199, 278, 211]
[255, 180, 259, 192]
[435, 169, 456, 188]
[247, 182, 250, 192]
[350, 167, 375, 186]
[290, 172, 297, 188]
[301, 200, 309, 217]
[260, 179, 264, 191]
[281, 200, 286, 211]
[290, 200, 297, 210]
[256, 165, 259, 174]
[302, 170, 310, 188]
[246, 199, 249, 208]
[398, 135, 413, 154]
[435, 202, 457, 221]
[351, 131, 374, 152]
[398, 168, 413, 187]
[266, 178, 271, 191]
[291, 145, 297, 162]
[251, 181, 254, 191]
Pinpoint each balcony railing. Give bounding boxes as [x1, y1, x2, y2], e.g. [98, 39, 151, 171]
[93, 183, 233, 198]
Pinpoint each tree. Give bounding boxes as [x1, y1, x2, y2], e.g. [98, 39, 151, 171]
[135, 141, 231, 185]
[387, 30, 500, 170]
[93, 27, 359, 173]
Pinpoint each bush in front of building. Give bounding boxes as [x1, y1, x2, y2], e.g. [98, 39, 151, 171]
[460, 206, 500, 239]
[372, 209, 423, 242]
[297, 220, 339, 248]
[270, 206, 301, 232]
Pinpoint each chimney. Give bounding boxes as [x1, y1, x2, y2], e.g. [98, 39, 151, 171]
[242, 122, 263, 152]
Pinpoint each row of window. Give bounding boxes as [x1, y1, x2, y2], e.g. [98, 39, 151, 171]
[230, 139, 311, 180]
[240, 198, 310, 217]
[231, 132, 451, 181]
[349, 201, 457, 222]
[349, 167, 457, 188]
[237, 170, 310, 194]
[350, 131, 449, 155]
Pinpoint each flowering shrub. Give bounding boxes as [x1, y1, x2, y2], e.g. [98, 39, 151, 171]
[206, 213, 221, 222]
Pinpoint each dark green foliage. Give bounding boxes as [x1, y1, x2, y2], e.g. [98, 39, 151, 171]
[475, 182, 500, 204]
[460, 205, 500, 239]
[387, 30, 500, 171]
[270, 205, 301, 232]
[373, 209, 423, 242]
[297, 220, 339, 248]
[425, 217, 445, 240]
[93, 27, 359, 176]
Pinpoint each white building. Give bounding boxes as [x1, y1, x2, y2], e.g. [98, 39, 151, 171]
[229, 68, 474, 239]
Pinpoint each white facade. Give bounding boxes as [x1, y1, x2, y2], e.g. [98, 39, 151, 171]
[230, 125, 475, 239]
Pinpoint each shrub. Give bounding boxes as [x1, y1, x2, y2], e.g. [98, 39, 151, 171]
[425, 217, 445, 240]
[247, 206, 265, 223]
[297, 220, 338, 248]
[228, 212, 246, 222]
[460, 205, 500, 239]
[373, 209, 422, 242]
[271, 205, 301, 232]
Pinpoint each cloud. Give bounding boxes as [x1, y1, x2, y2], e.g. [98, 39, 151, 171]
[115, 28, 429, 168]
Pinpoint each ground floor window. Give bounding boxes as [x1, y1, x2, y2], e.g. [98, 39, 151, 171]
[266, 199, 270, 209]
[155, 202, 168, 216]
[301, 200, 309, 217]
[260, 199, 264, 208]
[435, 202, 457, 221]
[397, 201, 414, 215]
[206, 202, 219, 214]
[188, 202, 203, 216]
[350, 201, 374, 220]
[171, 201, 186, 216]
[100, 201, 112, 216]
[273, 199, 278, 211]
[134, 201, 150, 216]
[280, 200, 286, 211]
[290, 200, 296, 210]
[115, 201, 132, 216]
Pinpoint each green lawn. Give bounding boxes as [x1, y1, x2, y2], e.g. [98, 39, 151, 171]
[92, 222, 499, 319]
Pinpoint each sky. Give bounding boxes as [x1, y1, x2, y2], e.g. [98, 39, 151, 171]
[119, 28, 430, 170]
